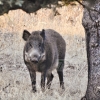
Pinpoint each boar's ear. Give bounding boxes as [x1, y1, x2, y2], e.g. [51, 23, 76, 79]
[23, 30, 31, 41]
[40, 29, 45, 40]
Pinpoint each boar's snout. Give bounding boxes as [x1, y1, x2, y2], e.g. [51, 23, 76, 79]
[30, 54, 40, 64]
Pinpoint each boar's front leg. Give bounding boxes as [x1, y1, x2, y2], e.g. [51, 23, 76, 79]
[29, 71, 36, 93]
[26, 63, 36, 93]
[41, 72, 47, 92]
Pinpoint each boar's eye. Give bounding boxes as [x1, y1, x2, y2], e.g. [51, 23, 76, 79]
[29, 42, 32, 48]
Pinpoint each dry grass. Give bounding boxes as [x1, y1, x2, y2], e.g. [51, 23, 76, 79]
[0, 4, 87, 100]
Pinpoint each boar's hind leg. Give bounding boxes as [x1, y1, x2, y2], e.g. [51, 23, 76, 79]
[47, 73, 54, 89]
[57, 59, 65, 89]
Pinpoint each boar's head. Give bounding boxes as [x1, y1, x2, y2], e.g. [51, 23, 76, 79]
[23, 29, 46, 64]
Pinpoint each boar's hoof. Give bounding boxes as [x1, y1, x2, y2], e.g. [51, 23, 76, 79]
[32, 89, 37, 93]
[60, 82, 65, 90]
[41, 87, 45, 92]
[32, 88, 37, 93]
[47, 83, 51, 89]
[81, 96, 87, 100]
[61, 85, 65, 90]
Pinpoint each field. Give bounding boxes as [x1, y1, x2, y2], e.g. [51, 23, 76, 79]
[0, 4, 87, 100]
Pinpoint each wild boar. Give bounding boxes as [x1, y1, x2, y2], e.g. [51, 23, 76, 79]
[22, 29, 66, 92]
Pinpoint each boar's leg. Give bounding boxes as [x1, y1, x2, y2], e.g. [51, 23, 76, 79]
[57, 60, 65, 89]
[57, 71, 65, 89]
[47, 73, 54, 89]
[41, 72, 47, 92]
[29, 71, 36, 93]
[26, 64, 36, 93]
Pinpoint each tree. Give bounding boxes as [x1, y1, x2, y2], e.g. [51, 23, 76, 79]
[81, 0, 100, 100]
[0, 0, 59, 15]
[0, 0, 100, 100]
[0, 0, 82, 15]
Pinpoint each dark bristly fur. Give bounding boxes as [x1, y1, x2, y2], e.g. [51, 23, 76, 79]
[22, 29, 66, 92]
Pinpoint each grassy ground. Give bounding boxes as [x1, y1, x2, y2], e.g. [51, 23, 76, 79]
[0, 4, 87, 100]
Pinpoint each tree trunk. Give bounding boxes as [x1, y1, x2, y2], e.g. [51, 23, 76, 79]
[82, 0, 100, 100]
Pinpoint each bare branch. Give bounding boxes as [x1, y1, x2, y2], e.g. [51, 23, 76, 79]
[75, 0, 100, 14]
